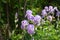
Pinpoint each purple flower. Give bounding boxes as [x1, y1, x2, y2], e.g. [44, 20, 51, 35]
[21, 20, 29, 29]
[49, 6, 53, 11]
[25, 10, 32, 17]
[49, 9, 54, 13]
[21, 25, 25, 30]
[27, 15, 34, 21]
[44, 6, 49, 12]
[27, 24, 35, 34]
[41, 9, 47, 18]
[47, 15, 52, 21]
[49, 6, 54, 13]
[26, 10, 32, 14]
[34, 15, 41, 26]
[56, 11, 60, 17]
[25, 10, 34, 21]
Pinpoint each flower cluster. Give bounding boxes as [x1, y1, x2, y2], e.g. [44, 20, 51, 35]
[42, 6, 59, 16]
[21, 10, 42, 35]
[21, 6, 60, 35]
[25, 10, 41, 26]
[41, 6, 60, 21]
[25, 10, 34, 21]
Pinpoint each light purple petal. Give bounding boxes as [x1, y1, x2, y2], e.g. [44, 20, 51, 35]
[33, 15, 41, 25]
[21, 20, 29, 29]
[27, 15, 34, 21]
[21, 25, 25, 29]
[26, 10, 32, 14]
[25, 10, 32, 17]
[41, 9, 47, 17]
[44, 6, 49, 12]
[49, 6, 53, 11]
[27, 24, 35, 34]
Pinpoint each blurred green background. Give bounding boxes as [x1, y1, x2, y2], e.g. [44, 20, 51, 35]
[0, 0, 60, 40]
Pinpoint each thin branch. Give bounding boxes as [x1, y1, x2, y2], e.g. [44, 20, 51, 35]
[6, 3, 9, 25]
[18, 0, 20, 27]
[24, 0, 27, 15]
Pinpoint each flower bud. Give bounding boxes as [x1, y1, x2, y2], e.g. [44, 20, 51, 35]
[47, 15, 52, 21]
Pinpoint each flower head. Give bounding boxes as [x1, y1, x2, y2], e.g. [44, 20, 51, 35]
[25, 10, 34, 21]
[27, 15, 34, 21]
[44, 6, 49, 12]
[34, 15, 41, 26]
[27, 24, 35, 34]
[49, 6, 53, 10]
[25, 10, 32, 17]
[49, 9, 54, 13]
[49, 6, 54, 13]
[21, 20, 29, 29]
[41, 9, 47, 18]
[21, 25, 25, 30]
[26, 10, 32, 14]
